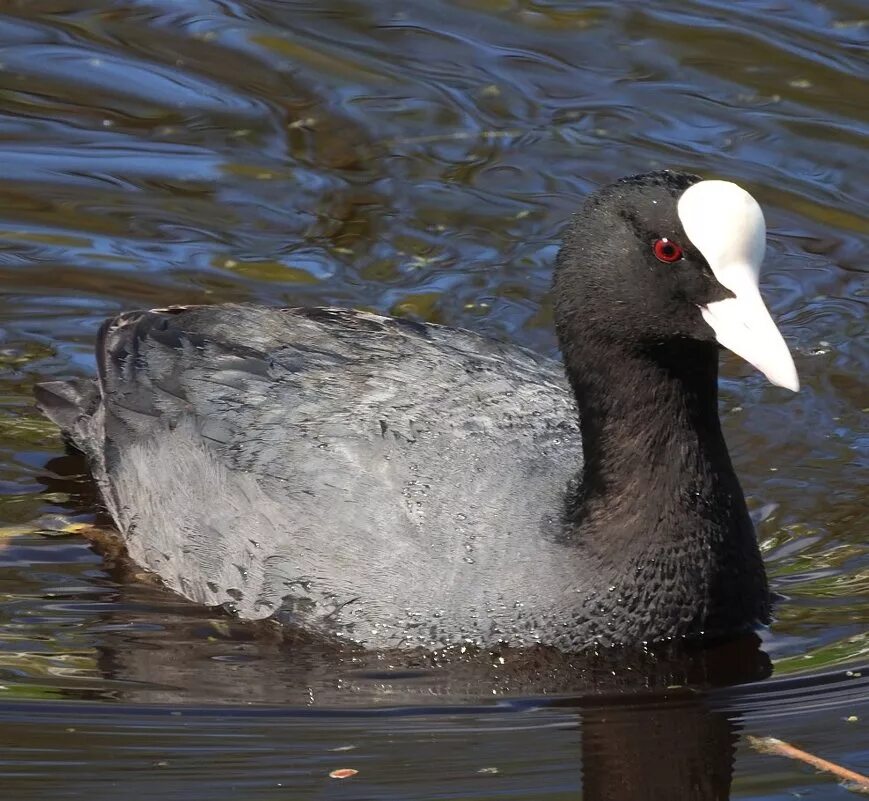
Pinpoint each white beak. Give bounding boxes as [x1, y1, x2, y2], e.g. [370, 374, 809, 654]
[678, 180, 799, 392]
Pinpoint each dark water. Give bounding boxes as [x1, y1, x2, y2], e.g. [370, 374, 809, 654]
[0, 1, 866, 798]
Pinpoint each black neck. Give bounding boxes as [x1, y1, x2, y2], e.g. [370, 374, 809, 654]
[561, 338, 770, 642]
[570, 340, 728, 519]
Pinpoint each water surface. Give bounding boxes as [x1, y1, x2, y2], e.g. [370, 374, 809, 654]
[0, 1, 866, 798]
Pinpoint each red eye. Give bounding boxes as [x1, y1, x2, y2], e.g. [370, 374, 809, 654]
[653, 238, 683, 263]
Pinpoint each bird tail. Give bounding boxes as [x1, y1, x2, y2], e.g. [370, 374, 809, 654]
[34, 378, 100, 452]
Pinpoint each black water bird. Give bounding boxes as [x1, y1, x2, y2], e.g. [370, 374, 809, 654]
[36, 171, 799, 652]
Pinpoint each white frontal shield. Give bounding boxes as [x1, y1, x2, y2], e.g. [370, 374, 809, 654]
[678, 180, 799, 391]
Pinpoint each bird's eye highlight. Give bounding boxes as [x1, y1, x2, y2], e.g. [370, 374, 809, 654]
[653, 238, 683, 263]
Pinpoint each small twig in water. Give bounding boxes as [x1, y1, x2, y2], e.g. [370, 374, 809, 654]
[748, 736, 869, 794]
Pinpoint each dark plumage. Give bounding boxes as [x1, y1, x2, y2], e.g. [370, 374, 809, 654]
[36, 171, 797, 652]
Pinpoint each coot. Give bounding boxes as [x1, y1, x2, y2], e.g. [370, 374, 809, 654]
[36, 171, 799, 652]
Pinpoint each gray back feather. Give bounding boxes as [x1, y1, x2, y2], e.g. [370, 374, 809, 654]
[69, 306, 587, 648]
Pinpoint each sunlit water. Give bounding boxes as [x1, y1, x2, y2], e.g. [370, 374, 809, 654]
[0, 1, 866, 799]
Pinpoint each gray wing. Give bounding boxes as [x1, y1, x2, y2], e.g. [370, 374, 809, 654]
[75, 305, 585, 648]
